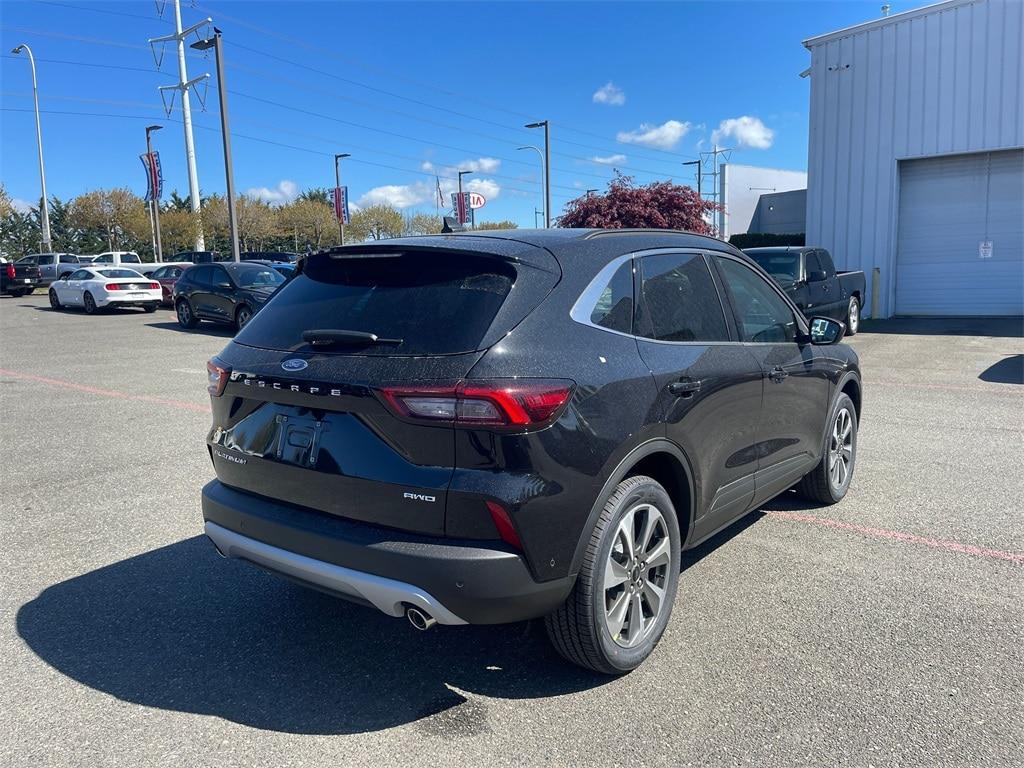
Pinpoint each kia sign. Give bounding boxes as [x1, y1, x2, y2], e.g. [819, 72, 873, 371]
[469, 192, 486, 209]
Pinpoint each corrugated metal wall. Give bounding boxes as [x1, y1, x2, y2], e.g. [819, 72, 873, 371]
[805, 0, 1024, 316]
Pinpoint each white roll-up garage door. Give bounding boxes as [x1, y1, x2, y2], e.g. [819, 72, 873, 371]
[895, 149, 1023, 316]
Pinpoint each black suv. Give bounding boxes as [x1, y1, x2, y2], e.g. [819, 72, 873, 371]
[174, 262, 285, 331]
[201, 229, 861, 673]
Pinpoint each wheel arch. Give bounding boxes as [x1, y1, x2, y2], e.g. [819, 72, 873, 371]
[569, 439, 696, 576]
[837, 371, 862, 421]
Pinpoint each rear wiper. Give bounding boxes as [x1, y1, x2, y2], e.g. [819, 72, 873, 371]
[301, 329, 403, 347]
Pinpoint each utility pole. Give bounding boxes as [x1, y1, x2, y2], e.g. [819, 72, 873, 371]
[516, 145, 546, 229]
[699, 145, 731, 238]
[191, 28, 238, 261]
[150, 0, 209, 250]
[585, 189, 598, 198]
[682, 159, 701, 198]
[11, 44, 51, 251]
[145, 124, 164, 262]
[525, 121, 551, 227]
[534, 208, 543, 228]
[334, 153, 350, 245]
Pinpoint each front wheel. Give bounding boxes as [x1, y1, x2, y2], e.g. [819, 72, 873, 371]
[83, 292, 97, 314]
[797, 393, 858, 504]
[49, 289, 62, 310]
[845, 296, 860, 335]
[235, 304, 252, 331]
[176, 299, 198, 329]
[545, 475, 681, 675]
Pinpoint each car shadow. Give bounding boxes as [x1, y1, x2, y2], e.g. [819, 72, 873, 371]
[146, 321, 236, 338]
[979, 354, 1023, 385]
[16, 536, 609, 735]
[858, 316, 1024, 338]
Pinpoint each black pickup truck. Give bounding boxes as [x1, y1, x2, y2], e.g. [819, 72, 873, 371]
[743, 246, 866, 335]
[1, 257, 41, 297]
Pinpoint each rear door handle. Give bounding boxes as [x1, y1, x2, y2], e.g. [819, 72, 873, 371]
[769, 366, 788, 383]
[667, 378, 702, 397]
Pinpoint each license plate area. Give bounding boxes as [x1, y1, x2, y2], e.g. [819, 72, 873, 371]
[273, 414, 328, 468]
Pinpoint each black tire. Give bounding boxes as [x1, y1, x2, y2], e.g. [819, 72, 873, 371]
[11, 288, 29, 297]
[845, 296, 860, 335]
[48, 289, 62, 310]
[176, 299, 198, 329]
[545, 475, 681, 675]
[143, 302, 158, 313]
[83, 292, 97, 315]
[797, 393, 858, 505]
[235, 304, 252, 331]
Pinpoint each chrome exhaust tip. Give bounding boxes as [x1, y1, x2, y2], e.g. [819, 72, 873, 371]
[406, 606, 438, 631]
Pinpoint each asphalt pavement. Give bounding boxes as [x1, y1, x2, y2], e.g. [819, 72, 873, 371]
[1, 293, 1021, 767]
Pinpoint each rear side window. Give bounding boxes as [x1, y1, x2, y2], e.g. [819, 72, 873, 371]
[39, 255, 55, 265]
[235, 252, 516, 356]
[636, 253, 729, 342]
[60, 254, 78, 264]
[589, 261, 634, 334]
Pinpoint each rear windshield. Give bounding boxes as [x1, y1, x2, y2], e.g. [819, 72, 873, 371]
[99, 269, 144, 278]
[120, 254, 141, 263]
[234, 251, 515, 355]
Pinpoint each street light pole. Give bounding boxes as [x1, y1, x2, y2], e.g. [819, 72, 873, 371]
[457, 170, 473, 228]
[146, 124, 164, 262]
[334, 153, 350, 245]
[525, 121, 550, 227]
[12, 44, 52, 251]
[192, 28, 239, 262]
[682, 159, 702, 198]
[516, 145, 545, 229]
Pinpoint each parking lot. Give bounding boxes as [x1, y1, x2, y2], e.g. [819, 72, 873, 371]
[1, 293, 1021, 767]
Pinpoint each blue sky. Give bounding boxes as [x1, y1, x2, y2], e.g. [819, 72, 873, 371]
[3, 1, 897, 225]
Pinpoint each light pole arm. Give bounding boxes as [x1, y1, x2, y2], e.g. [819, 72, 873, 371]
[14, 43, 51, 250]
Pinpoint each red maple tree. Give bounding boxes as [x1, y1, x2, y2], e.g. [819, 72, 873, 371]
[559, 173, 718, 235]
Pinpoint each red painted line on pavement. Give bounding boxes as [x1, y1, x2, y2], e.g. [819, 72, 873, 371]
[0, 368, 208, 413]
[767, 510, 1024, 565]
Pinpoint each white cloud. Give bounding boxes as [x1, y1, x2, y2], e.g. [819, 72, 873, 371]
[616, 120, 691, 150]
[710, 116, 775, 149]
[590, 154, 627, 166]
[245, 179, 298, 205]
[11, 198, 33, 213]
[421, 157, 501, 175]
[592, 82, 625, 106]
[466, 178, 500, 202]
[358, 183, 434, 209]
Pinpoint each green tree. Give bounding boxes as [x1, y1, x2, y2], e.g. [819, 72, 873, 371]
[69, 188, 150, 251]
[298, 188, 331, 206]
[405, 212, 442, 235]
[474, 220, 519, 230]
[348, 203, 404, 241]
[277, 199, 337, 250]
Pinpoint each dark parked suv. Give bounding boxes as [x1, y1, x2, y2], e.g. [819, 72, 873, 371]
[201, 229, 862, 673]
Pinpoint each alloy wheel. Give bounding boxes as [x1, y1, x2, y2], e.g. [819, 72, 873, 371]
[177, 301, 191, 325]
[848, 300, 860, 333]
[602, 503, 671, 648]
[828, 407, 854, 489]
[237, 307, 251, 329]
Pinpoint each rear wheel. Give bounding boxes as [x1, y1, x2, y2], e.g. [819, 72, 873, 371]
[11, 288, 29, 297]
[176, 299, 198, 328]
[797, 393, 857, 504]
[83, 292, 97, 315]
[143, 302, 158, 313]
[845, 296, 860, 335]
[48, 289, 62, 310]
[545, 475, 680, 675]
[235, 304, 252, 331]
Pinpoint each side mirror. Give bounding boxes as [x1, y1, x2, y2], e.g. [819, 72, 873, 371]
[808, 316, 845, 345]
[807, 269, 828, 283]
[215, 280, 232, 289]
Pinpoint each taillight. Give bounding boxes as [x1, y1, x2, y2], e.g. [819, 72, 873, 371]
[207, 359, 230, 396]
[486, 500, 522, 550]
[105, 283, 125, 291]
[5, 264, 14, 280]
[378, 379, 574, 430]
[149, 281, 160, 290]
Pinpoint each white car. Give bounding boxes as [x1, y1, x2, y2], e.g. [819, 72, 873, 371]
[48, 267, 163, 314]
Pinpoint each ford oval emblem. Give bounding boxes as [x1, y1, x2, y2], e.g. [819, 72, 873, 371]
[281, 359, 308, 372]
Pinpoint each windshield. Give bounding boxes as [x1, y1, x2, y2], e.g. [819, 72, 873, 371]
[98, 269, 144, 279]
[236, 267, 286, 288]
[748, 252, 801, 282]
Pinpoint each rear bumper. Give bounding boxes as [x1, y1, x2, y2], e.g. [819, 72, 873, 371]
[201, 479, 576, 624]
[96, 292, 162, 307]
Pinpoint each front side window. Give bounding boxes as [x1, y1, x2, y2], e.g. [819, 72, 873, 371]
[715, 257, 799, 343]
[589, 261, 634, 334]
[636, 253, 729, 343]
[151, 267, 167, 279]
[94, 255, 111, 263]
[190, 266, 214, 288]
[121, 253, 141, 264]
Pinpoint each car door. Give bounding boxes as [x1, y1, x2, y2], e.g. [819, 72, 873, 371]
[187, 266, 215, 317]
[63, 269, 91, 305]
[712, 254, 832, 507]
[632, 251, 765, 541]
[36, 254, 57, 283]
[207, 265, 237, 322]
[58, 253, 79, 279]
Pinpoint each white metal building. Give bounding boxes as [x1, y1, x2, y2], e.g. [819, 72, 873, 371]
[804, 0, 1023, 317]
[716, 164, 808, 239]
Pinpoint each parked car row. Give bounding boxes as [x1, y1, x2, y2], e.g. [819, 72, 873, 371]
[45, 259, 291, 331]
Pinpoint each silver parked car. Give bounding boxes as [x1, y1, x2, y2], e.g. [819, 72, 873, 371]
[16, 253, 82, 285]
